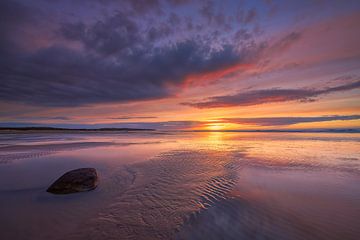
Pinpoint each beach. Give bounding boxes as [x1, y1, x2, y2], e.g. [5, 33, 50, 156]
[0, 131, 359, 240]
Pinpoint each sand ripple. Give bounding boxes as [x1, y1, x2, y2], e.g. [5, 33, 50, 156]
[0, 142, 114, 163]
[67, 149, 241, 240]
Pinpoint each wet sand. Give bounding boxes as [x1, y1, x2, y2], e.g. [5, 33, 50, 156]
[0, 132, 359, 239]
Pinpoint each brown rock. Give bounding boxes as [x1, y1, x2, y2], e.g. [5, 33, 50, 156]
[47, 168, 98, 194]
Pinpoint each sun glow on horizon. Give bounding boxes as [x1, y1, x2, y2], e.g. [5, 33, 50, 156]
[206, 124, 224, 131]
[203, 122, 235, 131]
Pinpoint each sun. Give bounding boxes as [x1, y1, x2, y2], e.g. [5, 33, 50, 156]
[206, 123, 225, 131]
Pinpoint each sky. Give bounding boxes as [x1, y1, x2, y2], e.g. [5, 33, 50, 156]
[0, 0, 360, 130]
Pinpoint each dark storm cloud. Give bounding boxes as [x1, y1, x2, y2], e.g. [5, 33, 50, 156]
[244, 8, 257, 23]
[0, 40, 255, 106]
[127, 0, 161, 14]
[0, 0, 30, 31]
[168, 0, 191, 5]
[168, 12, 181, 25]
[199, 1, 233, 29]
[82, 0, 161, 15]
[0, 0, 265, 107]
[221, 115, 360, 126]
[0, 0, 38, 55]
[200, 0, 215, 22]
[109, 116, 157, 120]
[17, 116, 72, 121]
[60, 12, 141, 56]
[183, 80, 360, 108]
[147, 24, 173, 41]
[0, 0, 308, 108]
[235, 7, 258, 24]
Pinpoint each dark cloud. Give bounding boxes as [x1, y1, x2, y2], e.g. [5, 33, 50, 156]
[0, 0, 31, 31]
[0, 0, 39, 55]
[168, 12, 181, 25]
[221, 115, 360, 126]
[0, 0, 310, 109]
[234, 29, 252, 42]
[0, 116, 72, 122]
[331, 74, 358, 83]
[147, 24, 172, 41]
[61, 13, 141, 56]
[199, 1, 232, 30]
[0, 39, 256, 106]
[235, 7, 258, 24]
[86, 0, 161, 15]
[200, 1, 215, 22]
[168, 0, 191, 5]
[109, 116, 157, 120]
[244, 8, 257, 23]
[183, 80, 360, 108]
[0, 0, 268, 107]
[127, 0, 161, 14]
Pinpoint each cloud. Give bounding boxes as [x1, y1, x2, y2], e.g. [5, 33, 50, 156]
[0, 0, 342, 110]
[147, 24, 172, 41]
[221, 115, 360, 126]
[200, 1, 215, 22]
[1, 39, 258, 106]
[267, 32, 301, 53]
[235, 6, 261, 26]
[244, 8, 257, 24]
[109, 116, 157, 120]
[127, 0, 161, 14]
[1, 116, 72, 121]
[60, 12, 141, 56]
[0, 0, 40, 54]
[183, 80, 360, 108]
[0, 0, 265, 107]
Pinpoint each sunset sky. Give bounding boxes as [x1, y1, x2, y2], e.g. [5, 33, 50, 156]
[1, 0, 359, 130]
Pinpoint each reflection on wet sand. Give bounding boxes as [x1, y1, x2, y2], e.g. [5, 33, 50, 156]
[0, 132, 359, 240]
[178, 168, 360, 240]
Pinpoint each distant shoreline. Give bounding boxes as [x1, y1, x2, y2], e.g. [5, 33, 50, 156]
[0, 127, 359, 133]
[0, 127, 156, 132]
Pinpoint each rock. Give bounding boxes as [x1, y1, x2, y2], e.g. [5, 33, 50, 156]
[47, 168, 98, 194]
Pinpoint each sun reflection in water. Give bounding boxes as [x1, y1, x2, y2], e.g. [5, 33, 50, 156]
[205, 131, 226, 150]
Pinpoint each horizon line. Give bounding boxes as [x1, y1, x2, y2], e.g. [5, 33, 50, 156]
[0, 126, 359, 133]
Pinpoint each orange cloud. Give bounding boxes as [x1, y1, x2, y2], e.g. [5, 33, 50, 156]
[182, 63, 254, 87]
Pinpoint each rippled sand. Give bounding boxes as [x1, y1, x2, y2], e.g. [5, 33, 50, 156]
[0, 132, 359, 240]
[67, 149, 240, 240]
